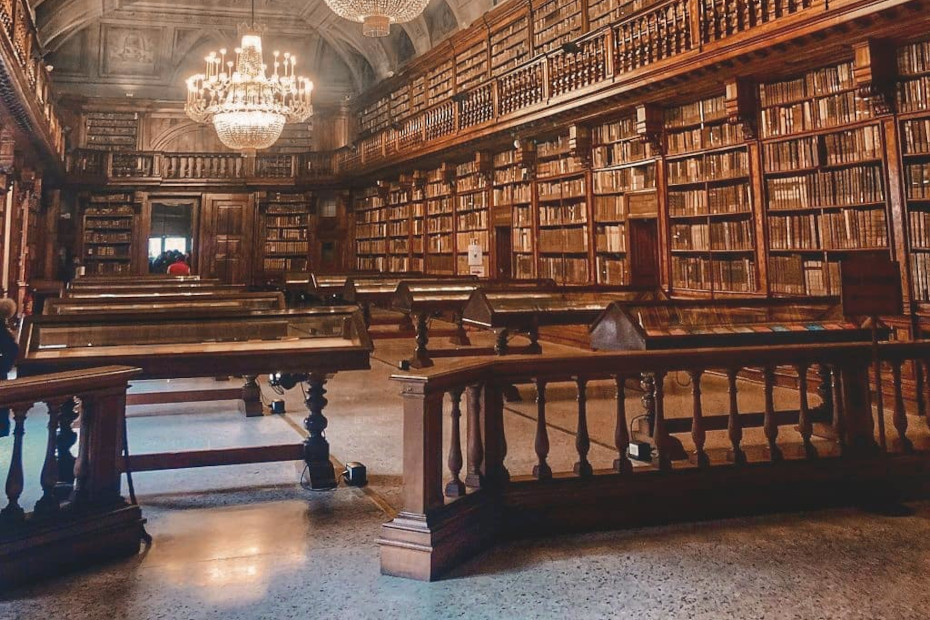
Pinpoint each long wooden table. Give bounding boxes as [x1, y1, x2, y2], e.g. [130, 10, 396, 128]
[461, 288, 666, 355]
[44, 291, 286, 315]
[391, 279, 557, 368]
[65, 282, 242, 296]
[18, 307, 373, 489]
[64, 285, 247, 300]
[343, 275, 476, 326]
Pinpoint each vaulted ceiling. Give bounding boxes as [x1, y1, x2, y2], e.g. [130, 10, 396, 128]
[31, 0, 493, 103]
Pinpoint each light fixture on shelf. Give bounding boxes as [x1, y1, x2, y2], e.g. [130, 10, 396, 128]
[184, 0, 313, 155]
[323, 0, 429, 37]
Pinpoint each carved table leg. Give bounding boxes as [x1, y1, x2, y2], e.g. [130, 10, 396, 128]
[408, 312, 433, 369]
[494, 328, 510, 356]
[302, 373, 337, 490]
[56, 397, 79, 499]
[362, 302, 372, 328]
[526, 322, 542, 355]
[239, 375, 264, 417]
[449, 312, 471, 346]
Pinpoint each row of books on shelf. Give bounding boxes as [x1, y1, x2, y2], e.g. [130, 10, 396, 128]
[595, 224, 626, 253]
[88, 193, 134, 204]
[265, 203, 310, 214]
[760, 91, 871, 138]
[538, 178, 586, 199]
[389, 222, 409, 237]
[388, 257, 417, 272]
[667, 150, 748, 184]
[389, 206, 412, 221]
[769, 257, 840, 296]
[664, 96, 726, 129]
[592, 117, 637, 144]
[539, 256, 589, 284]
[457, 193, 488, 211]
[85, 246, 129, 258]
[427, 197, 453, 214]
[426, 183, 452, 199]
[908, 210, 930, 249]
[428, 235, 453, 253]
[357, 257, 387, 271]
[357, 240, 386, 254]
[85, 205, 133, 217]
[456, 231, 489, 249]
[494, 167, 530, 185]
[898, 40, 930, 75]
[905, 162, 930, 200]
[670, 220, 753, 251]
[513, 205, 533, 227]
[668, 184, 751, 217]
[266, 215, 307, 227]
[759, 62, 854, 107]
[902, 118, 930, 155]
[537, 157, 585, 177]
[357, 210, 386, 224]
[264, 257, 309, 271]
[537, 136, 571, 158]
[911, 253, 930, 302]
[593, 195, 625, 221]
[763, 125, 882, 172]
[85, 218, 132, 230]
[457, 254, 489, 274]
[898, 76, 930, 114]
[267, 228, 307, 241]
[456, 176, 488, 193]
[591, 141, 649, 167]
[592, 166, 655, 193]
[389, 239, 409, 254]
[514, 254, 536, 279]
[514, 228, 534, 252]
[86, 263, 132, 275]
[494, 184, 532, 205]
[666, 123, 742, 156]
[427, 215, 453, 233]
[765, 165, 885, 210]
[457, 210, 488, 231]
[767, 208, 888, 250]
[356, 223, 386, 239]
[671, 256, 757, 292]
[596, 256, 627, 285]
[84, 232, 130, 244]
[539, 227, 588, 252]
[539, 203, 587, 225]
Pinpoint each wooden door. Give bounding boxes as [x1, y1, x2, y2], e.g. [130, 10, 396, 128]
[495, 226, 512, 280]
[629, 218, 660, 289]
[199, 194, 255, 284]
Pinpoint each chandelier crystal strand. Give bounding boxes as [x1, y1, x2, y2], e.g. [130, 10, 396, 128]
[323, 0, 430, 37]
[184, 2, 313, 155]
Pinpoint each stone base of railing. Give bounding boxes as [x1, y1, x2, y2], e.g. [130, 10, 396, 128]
[379, 493, 502, 581]
[0, 503, 145, 587]
[380, 453, 930, 580]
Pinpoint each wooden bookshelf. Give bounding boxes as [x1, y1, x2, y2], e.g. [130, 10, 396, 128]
[665, 94, 758, 294]
[532, 0, 584, 55]
[489, 13, 530, 78]
[455, 156, 491, 275]
[390, 85, 411, 123]
[410, 76, 427, 116]
[591, 113, 657, 285]
[410, 176, 426, 272]
[387, 182, 412, 272]
[494, 149, 535, 278]
[260, 193, 313, 276]
[455, 38, 489, 92]
[425, 165, 455, 274]
[761, 60, 889, 297]
[360, 96, 391, 135]
[426, 61, 455, 108]
[81, 192, 139, 275]
[535, 134, 590, 284]
[899, 38, 930, 302]
[355, 186, 387, 272]
[84, 111, 138, 150]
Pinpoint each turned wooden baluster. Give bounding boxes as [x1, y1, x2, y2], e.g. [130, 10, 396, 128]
[35, 399, 64, 515]
[763, 366, 783, 462]
[913, 358, 926, 421]
[574, 378, 593, 476]
[796, 363, 817, 459]
[653, 371, 671, 471]
[891, 362, 914, 453]
[614, 375, 632, 473]
[533, 379, 552, 480]
[690, 369, 709, 468]
[445, 388, 466, 497]
[725, 369, 746, 464]
[56, 397, 79, 493]
[464, 384, 484, 488]
[1, 404, 30, 522]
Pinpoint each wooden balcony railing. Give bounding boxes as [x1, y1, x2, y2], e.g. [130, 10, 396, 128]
[381, 340, 930, 580]
[66, 149, 337, 185]
[0, 365, 146, 586]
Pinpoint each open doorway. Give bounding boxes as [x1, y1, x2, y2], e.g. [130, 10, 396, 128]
[148, 201, 194, 273]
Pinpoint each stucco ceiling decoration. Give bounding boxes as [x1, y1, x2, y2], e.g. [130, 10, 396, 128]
[28, 0, 494, 99]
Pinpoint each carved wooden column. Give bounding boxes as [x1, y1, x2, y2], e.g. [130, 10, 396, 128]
[0, 404, 30, 523]
[303, 372, 337, 490]
[239, 375, 263, 417]
[409, 312, 433, 369]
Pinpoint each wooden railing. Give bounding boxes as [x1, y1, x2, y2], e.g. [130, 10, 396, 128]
[381, 340, 930, 580]
[0, 365, 145, 586]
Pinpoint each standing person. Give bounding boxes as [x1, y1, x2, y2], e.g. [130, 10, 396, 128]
[166, 252, 192, 276]
[0, 298, 19, 437]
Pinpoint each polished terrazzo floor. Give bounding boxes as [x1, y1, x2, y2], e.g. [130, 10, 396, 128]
[2, 325, 930, 619]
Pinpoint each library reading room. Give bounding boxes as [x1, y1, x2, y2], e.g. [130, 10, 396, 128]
[3, 0, 930, 617]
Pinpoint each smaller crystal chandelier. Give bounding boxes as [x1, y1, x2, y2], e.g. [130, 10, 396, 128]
[324, 0, 430, 37]
[184, 0, 313, 155]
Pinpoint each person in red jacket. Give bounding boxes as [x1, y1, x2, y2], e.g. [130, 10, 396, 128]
[167, 253, 192, 276]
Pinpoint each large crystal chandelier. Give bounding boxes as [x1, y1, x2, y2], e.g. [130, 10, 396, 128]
[324, 0, 430, 37]
[184, 0, 313, 155]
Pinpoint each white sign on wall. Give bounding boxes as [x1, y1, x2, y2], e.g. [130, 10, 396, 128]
[467, 241, 485, 277]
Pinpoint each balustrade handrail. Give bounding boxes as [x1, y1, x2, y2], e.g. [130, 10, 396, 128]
[0, 365, 140, 406]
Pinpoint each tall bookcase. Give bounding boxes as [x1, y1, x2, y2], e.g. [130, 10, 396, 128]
[665, 94, 758, 294]
[489, 14, 530, 78]
[425, 165, 455, 274]
[259, 193, 313, 277]
[535, 134, 590, 284]
[898, 38, 930, 302]
[387, 182, 412, 272]
[532, 0, 584, 55]
[81, 192, 140, 275]
[760, 60, 886, 296]
[494, 148, 535, 278]
[455, 156, 491, 275]
[591, 113, 657, 285]
[355, 186, 387, 271]
[83, 111, 138, 150]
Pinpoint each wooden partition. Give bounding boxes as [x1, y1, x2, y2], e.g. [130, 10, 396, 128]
[0, 366, 145, 586]
[380, 341, 930, 580]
